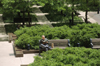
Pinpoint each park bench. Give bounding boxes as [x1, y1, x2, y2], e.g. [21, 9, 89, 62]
[49, 39, 71, 49]
[8, 33, 17, 43]
[90, 38, 100, 49]
[39, 39, 71, 55]
[8, 33, 13, 43]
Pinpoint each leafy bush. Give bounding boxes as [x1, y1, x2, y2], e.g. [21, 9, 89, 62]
[14, 23, 100, 49]
[29, 47, 100, 66]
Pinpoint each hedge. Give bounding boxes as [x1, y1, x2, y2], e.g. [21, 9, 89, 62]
[29, 47, 100, 66]
[14, 23, 100, 49]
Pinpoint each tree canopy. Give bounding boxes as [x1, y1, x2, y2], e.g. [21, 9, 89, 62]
[1, 0, 100, 24]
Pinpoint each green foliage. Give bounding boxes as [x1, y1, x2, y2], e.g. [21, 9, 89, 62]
[29, 47, 100, 66]
[14, 23, 100, 49]
[1, 0, 37, 23]
[77, 0, 100, 11]
[5, 24, 17, 33]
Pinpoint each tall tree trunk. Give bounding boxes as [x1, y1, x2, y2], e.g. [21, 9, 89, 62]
[28, 11, 31, 26]
[71, 0, 74, 25]
[97, 7, 99, 14]
[23, 11, 25, 25]
[72, 11, 74, 25]
[85, 10, 88, 23]
[85, 0, 88, 23]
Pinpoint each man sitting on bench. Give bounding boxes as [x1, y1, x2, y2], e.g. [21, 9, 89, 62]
[39, 35, 51, 55]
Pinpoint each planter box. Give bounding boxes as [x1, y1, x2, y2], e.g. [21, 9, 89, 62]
[13, 42, 39, 57]
[15, 51, 23, 57]
[23, 49, 39, 54]
[10, 33, 39, 57]
[13, 45, 39, 57]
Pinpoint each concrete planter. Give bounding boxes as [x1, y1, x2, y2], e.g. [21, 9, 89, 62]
[11, 33, 39, 57]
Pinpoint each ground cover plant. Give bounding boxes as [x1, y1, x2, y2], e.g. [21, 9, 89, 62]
[14, 23, 100, 49]
[29, 47, 100, 66]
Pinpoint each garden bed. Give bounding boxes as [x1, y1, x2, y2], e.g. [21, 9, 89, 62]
[10, 33, 39, 57]
[29, 47, 100, 66]
[10, 23, 100, 57]
[13, 44, 39, 57]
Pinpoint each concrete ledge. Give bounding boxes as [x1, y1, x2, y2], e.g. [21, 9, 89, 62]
[23, 50, 39, 54]
[13, 44, 23, 57]
[35, 13, 49, 16]
[13, 42, 39, 57]
[15, 46, 22, 51]
[13, 44, 39, 57]
[15, 51, 23, 57]
[21, 65, 28, 66]
[11, 33, 39, 57]
[12, 34, 17, 40]
[31, 5, 42, 8]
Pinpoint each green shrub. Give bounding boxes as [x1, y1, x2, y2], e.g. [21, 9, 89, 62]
[15, 34, 41, 49]
[28, 47, 100, 66]
[14, 23, 100, 49]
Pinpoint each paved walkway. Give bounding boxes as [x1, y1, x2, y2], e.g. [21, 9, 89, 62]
[0, 41, 38, 66]
[0, 14, 38, 66]
[88, 11, 100, 24]
[78, 11, 100, 24]
[0, 14, 8, 41]
[32, 5, 53, 27]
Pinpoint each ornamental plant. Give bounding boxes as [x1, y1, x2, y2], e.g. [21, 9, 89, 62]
[14, 23, 100, 49]
[29, 47, 100, 66]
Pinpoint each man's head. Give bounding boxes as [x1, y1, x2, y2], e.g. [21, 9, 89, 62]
[42, 35, 45, 40]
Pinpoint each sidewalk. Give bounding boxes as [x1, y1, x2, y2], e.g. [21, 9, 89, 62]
[0, 14, 38, 66]
[78, 11, 100, 24]
[88, 11, 100, 24]
[0, 14, 8, 41]
[32, 5, 53, 27]
[0, 41, 38, 66]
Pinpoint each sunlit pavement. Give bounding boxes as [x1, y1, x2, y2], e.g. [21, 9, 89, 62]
[0, 41, 38, 66]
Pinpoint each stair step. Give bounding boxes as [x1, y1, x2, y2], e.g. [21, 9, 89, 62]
[0, 37, 8, 41]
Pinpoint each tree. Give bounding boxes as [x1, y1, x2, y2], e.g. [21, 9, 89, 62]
[35, 0, 72, 23]
[1, 0, 34, 25]
[66, 0, 79, 25]
[78, 0, 100, 23]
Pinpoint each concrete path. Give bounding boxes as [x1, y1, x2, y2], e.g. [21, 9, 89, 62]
[32, 5, 53, 27]
[78, 11, 100, 24]
[0, 14, 8, 41]
[0, 41, 38, 66]
[88, 11, 100, 24]
[0, 14, 38, 66]
[78, 11, 97, 23]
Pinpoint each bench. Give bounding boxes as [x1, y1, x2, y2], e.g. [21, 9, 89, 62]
[39, 39, 71, 55]
[8, 33, 13, 43]
[8, 33, 17, 43]
[49, 39, 71, 49]
[90, 38, 100, 49]
[12, 34, 17, 41]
